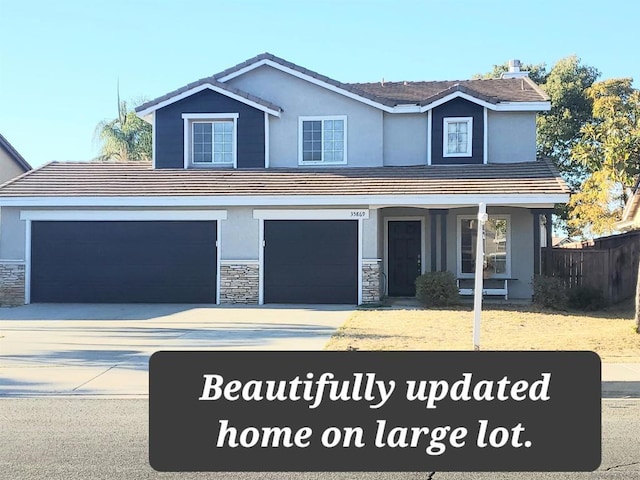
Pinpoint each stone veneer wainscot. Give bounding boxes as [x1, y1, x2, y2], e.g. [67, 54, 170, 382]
[361, 261, 381, 304]
[0, 261, 25, 306]
[219, 261, 259, 304]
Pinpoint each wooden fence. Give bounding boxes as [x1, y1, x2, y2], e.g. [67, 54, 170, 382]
[541, 236, 640, 304]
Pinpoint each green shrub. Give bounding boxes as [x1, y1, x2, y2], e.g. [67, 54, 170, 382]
[415, 271, 459, 307]
[567, 285, 607, 311]
[532, 275, 568, 309]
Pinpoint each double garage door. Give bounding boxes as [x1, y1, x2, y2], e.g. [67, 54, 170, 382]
[29, 219, 358, 304]
[31, 221, 217, 303]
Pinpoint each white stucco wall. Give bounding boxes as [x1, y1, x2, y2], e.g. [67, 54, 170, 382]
[487, 111, 537, 163]
[383, 113, 428, 166]
[227, 65, 384, 168]
[0, 207, 25, 260]
[220, 207, 259, 260]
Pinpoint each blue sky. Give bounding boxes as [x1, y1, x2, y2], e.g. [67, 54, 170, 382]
[1, 0, 638, 168]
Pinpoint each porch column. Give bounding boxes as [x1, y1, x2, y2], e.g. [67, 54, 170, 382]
[530, 209, 554, 275]
[429, 209, 448, 271]
[532, 211, 541, 275]
[430, 213, 437, 272]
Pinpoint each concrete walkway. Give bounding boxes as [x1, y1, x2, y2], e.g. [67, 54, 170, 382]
[0, 303, 352, 397]
[1, 303, 639, 398]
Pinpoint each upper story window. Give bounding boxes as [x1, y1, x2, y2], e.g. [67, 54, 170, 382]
[457, 215, 511, 278]
[298, 115, 347, 165]
[182, 113, 238, 168]
[443, 117, 472, 157]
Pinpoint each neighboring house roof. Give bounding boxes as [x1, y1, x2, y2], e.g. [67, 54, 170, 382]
[136, 77, 283, 117]
[137, 53, 550, 118]
[618, 179, 640, 231]
[0, 160, 569, 200]
[0, 133, 32, 172]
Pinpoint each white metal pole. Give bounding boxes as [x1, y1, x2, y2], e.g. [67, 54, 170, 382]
[473, 202, 487, 350]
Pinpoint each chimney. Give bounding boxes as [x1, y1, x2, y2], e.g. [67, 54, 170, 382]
[501, 59, 529, 79]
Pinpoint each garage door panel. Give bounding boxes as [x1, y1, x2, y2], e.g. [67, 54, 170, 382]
[31, 221, 216, 303]
[264, 220, 357, 304]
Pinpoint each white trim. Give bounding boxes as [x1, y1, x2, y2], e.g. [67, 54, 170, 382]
[483, 108, 488, 164]
[258, 218, 264, 305]
[443, 117, 473, 158]
[216, 221, 222, 305]
[253, 209, 369, 220]
[215, 58, 550, 114]
[182, 113, 240, 120]
[182, 114, 239, 168]
[383, 216, 426, 294]
[24, 220, 31, 305]
[218, 59, 398, 113]
[358, 218, 363, 304]
[427, 110, 432, 165]
[19, 210, 228, 221]
[362, 258, 382, 264]
[298, 115, 348, 166]
[136, 82, 281, 117]
[457, 214, 512, 279]
[183, 115, 189, 169]
[1, 194, 569, 208]
[152, 111, 156, 169]
[220, 259, 259, 265]
[417, 91, 551, 113]
[264, 112, 270, 168]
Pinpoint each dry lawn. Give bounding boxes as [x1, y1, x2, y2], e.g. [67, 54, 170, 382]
[325, 303, 640, 362]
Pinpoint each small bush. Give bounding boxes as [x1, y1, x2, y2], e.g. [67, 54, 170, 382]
[567, 285, 607, 311]
[415, 271, 459, 307]
[532, 275, 568, 309]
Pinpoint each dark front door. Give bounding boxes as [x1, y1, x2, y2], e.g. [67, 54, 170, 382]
[31, 221, 217, 303]
[264, 220, 358, 304]
[388, 221, 422, 296]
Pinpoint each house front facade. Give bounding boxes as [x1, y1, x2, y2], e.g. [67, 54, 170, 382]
[0, 54, 569, 306]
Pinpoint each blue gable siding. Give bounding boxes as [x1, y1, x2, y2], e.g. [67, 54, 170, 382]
[155, 89, 265, 169]
[431, 97, 484, 165]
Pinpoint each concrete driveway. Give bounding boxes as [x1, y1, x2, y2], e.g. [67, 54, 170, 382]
[0, 303, 352, 397]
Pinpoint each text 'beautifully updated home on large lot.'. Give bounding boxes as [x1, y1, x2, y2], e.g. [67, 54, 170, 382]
[0, 54, 569, 306]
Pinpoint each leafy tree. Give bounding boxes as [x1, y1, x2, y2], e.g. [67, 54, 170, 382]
[94, 98, 151, 162]
[536, 56, 600, 189]
[568, 79, 640, 236]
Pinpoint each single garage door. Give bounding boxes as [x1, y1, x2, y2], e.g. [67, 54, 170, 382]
[264, 220, 357, 304]
[31, 221, 216, 303]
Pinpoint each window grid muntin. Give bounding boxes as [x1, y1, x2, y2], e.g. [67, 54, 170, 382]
[192, 120, 234, 164]
[458, 215, 511, 278]
[300, 116, 346, 164]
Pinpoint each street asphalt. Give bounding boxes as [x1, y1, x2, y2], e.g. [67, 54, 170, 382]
[1, 303, 639, 479]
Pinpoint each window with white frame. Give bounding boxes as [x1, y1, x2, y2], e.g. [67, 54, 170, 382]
[458, 215, 510, 277]
[299, 116, 347, 165]
[182, 113, 238, 167]
[444, 117, 472, 157]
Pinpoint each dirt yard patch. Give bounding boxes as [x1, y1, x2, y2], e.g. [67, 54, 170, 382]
[325, 303, 640, 362]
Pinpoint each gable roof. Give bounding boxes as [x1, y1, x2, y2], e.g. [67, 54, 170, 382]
[0, 160, 569, 206]
[135, 77, 283, 117]
[0, 134, 32, 172]
[137, 53, 550, 118]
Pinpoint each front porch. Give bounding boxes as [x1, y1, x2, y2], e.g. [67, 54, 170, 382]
[366, 206, 553, 303]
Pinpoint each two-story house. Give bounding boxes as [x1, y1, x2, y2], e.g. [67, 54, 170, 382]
[0, 54, 569, 306]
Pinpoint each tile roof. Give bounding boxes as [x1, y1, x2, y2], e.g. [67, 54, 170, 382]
[0, 160, 569, 198]
[135, 77, 283, 115]
[213, 52, 549, 105]
[137, 53, 549, 115]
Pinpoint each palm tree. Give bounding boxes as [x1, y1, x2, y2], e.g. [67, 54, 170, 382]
[94, 96, 151, 162]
